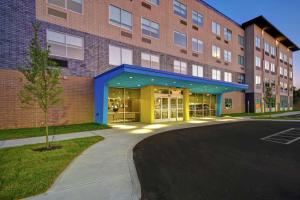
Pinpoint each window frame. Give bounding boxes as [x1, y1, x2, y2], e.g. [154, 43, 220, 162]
[109, 5, 133, 31]
[224, 27, 232, 41]
[109, 44, 133, 66]
[48, 0, 84, 14]
[212, 45, 221, 59]
[192, 38, 203, 53]
[173, 31, 187, 48]
[192, 10, 203, 27]
[224, 72, 232, 82]
[46, 29, 84, 60]
[192, 64, 203, 78]
[212, 69, 221, 80]
[141, 17, 160, 39]
[141, 52, 160, 70]
[173, 0, 187, 19]
[212, 21, 221, 36]
[224, 50, 232, 63]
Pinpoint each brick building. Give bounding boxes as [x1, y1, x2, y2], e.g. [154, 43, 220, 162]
[0, 0, 298, 128]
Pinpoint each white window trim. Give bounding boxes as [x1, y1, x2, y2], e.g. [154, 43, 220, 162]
[173, 31, 187, 48]
[47, 29, 84, 60]
[47, 0, 84, 15]
[109, 5, 133, 31]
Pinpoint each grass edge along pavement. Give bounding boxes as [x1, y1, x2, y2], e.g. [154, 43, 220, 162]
[0, 123, 109, 141]
[0, 136, 104, 200]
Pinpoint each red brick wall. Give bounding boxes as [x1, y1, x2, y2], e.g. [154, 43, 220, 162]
[0, 69, 94, 129]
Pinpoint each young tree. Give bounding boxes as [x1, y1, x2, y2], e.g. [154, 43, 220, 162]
[19, 23, 62, 149]
[263, 83, 275, 117]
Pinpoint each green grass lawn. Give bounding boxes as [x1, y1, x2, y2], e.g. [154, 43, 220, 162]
[222, 110, 298, 117]
[0, 136, 103, 200]
[0, 123, 109, 141]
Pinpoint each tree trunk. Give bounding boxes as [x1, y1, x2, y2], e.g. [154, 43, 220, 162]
[45, 110, 49, 149]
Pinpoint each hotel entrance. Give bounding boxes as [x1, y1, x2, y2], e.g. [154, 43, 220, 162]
[153, 87, 183, 122]
[154, 95, 183, 122]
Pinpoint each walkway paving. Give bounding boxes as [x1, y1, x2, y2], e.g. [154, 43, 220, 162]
[1, 118, 242, 200]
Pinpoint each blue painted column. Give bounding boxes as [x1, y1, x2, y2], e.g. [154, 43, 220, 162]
[94, 78, 108, 125]
[216, 94, 223, 117]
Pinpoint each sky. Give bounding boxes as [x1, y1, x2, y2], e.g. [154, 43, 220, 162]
[203, 0, 300, 89]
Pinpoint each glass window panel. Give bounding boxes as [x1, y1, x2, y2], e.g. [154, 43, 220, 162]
[67, 0, 82, 13]
[173, 0, 187, 19]
[174, 32, 187, 48]
[47, 30, 65, 44]
[109, 5, 121, 26]
[66, 35, 82, 47]
[109, 45, 121, 65]
[121, 10, 132, 30]
[174, 60, 181, 73]
[67, 46, 83, 60]
[48, 0, 66, 8]
[48, 42, 66, 57]
[121, 48, 132, 65]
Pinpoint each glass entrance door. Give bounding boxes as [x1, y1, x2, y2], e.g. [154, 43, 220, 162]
[154, 95, 183, 122]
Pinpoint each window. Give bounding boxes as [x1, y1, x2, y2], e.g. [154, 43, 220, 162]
[255, 36, 261, 48]
[141, 18, 160, 39]
[192, 10, 203, 27]
[255, 75, 261, 85]
[224, 72, 232, 82]
[212, 45, 221, 59]
[48, 0, 83, 13]
[264, 42, 270, 53]
[255, 56, 261, 68]
[192, 38, 203, 53]
[109, 45, 132, 65]
[141, 52, 160, 70]
[47, 30, 84, 60]
[238, 35, 244, 46]
[238, 74, 245, 84]
[280, 66, 284, 75]
[284, 83, 288, 91]
[280, 52, 283, 61]
[147, 0, 160, 6]
[224, 50, 232, 63]
[270, 62, 275, 72]
[212, 69, 221, 80]
[173, 0, 186, 19]
[271, 46, 276, 56]
[225, 98, 232, 109]
[238, 55, 245, 66]
[280, 82, 284, 91]
[264, 60, 270, 71]
[284, 68, 288, 77]
[283, 54, 288, 63]
[192, 65, 203, 77]
[289, 57, 293, 65]
[109, 5, 132, 31]
[174, 60, 187, 74]
[224, 28, 232, 41]
[212, 21, 221, 36]
[173, 31, 187, 48]
[290, 71, 293, 79]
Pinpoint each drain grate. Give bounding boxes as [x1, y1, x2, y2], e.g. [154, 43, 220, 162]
[261, 128, 300, 144]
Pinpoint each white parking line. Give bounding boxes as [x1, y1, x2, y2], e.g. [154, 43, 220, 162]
[261, 128, 300, 144]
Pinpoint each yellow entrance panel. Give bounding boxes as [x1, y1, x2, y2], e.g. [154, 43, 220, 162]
[183, 88, 190, 121]
[140, 86, 154, 123]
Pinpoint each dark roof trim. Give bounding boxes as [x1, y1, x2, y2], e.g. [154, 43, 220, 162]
[197, 0, 242, 28]
[242, 15, 299, 51]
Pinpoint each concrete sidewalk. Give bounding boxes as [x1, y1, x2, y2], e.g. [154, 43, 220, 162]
[0, 119, 242, 200]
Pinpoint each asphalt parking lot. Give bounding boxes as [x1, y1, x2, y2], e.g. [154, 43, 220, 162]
[133, 121, 300, 200]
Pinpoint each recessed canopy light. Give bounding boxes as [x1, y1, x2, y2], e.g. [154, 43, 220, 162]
[117, 83, 120, 85]
[189, 83, 193, 86]
[129, 77, 133, 79]
[151, 79, 154, 81]
[173, 82, 176, 84]
[137, 84, 141, 87]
